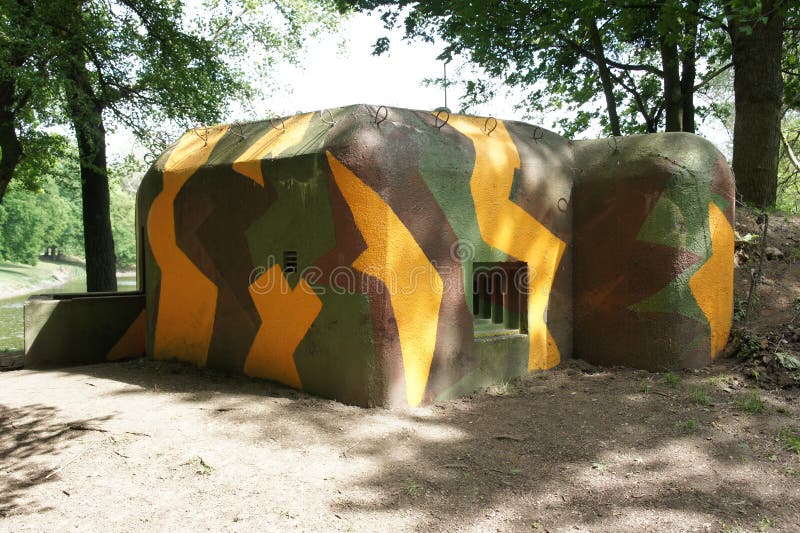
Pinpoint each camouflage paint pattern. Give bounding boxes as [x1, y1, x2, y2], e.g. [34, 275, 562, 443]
[130, 104, 734, 407]
[572, 134, 734, 369]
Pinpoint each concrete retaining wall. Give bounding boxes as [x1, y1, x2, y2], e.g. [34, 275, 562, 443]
[24, 293, 145, 368]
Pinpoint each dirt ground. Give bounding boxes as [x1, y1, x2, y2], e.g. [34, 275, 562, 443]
[2, 209, 800, 532]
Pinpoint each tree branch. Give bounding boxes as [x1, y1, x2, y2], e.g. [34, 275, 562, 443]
[781, 129, 800, 174]
[562, 35, 664, 76]
[608, 69, 658, 131]
[691, 62, 733, 92]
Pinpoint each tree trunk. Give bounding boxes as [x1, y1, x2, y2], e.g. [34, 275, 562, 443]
[661, 37, 683, 132]
[680, 3, 698, 134]
[586, 20, 622, 137]
[0, 81, 22, 204]
[64, 58, 117, 291]
[680, 56, 696, 133]
[730, 0, 784, 208]
[0, 0, 32, 205]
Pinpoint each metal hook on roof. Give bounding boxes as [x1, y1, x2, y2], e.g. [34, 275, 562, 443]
[230, 121, 245, 142]
[483, 116, 497, 136]
[374, 105, 388, 126]
[321, 109, 336, 127]
[433, 108, 450, 130]
[270, 115, 286, 132]
[608, 135, 619, 153]
[532, 126, 544, 143]
[192, 124, 209, 146]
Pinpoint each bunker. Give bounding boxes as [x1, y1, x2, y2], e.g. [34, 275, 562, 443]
[24, 104, 735, 407]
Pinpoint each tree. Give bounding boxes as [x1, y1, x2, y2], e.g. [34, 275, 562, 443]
[343, 0, 798, 208]
[1, 0, 339, 291]
[777, 111, 800, 209]
[0, 0, 66, 203]
[727, 0, 787, 208]
[776, 19, 800, 209]
[108, 154, 146, 270]
[0, 0, 32, 202]
[0, 151, 150, 267]
[345, 0, 730, 137]
[0, 174, 82, 265]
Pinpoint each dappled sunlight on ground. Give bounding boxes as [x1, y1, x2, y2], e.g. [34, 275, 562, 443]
[1, 358, 798, 531]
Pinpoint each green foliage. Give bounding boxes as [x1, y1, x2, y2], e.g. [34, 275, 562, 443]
[343, 0, 733, 136]
[733, 296, 747, 322]
[677, 418, 699, 430]
[775, 351, 800, 371]
[2, 0, 341, 290]
[492, 380, 517, 396]
[733, 328, 763, 360]
[11, 133, 73, 194]
[344, 0, 800, 147]
[663, 371, 681, 388]
[691, 387, 710, 406]
[108, 155, 145, 269]
[736, 391, 766, 413]
[0, 168, 82, 264]
[0, 184, 60, 264]
[4, 0, 339, 153]
[779, 5, 800, 111]
[0, 153, 138, 268]
[779, 427, 800, 455]
[777, 111, 800, 212]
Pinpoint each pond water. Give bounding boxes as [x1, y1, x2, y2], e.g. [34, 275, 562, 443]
[0, 273, 138, 352]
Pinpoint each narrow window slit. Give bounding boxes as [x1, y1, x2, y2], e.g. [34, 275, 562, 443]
[284, 250, 298, 274]
[472, 262, 528, 337]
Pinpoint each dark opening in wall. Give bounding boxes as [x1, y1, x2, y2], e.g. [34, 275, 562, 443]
[472, 262, 528, 337]
[284, 250, 298, 274]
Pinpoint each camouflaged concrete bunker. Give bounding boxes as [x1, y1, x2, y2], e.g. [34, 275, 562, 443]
[135, 104, 736, 406]
[25, 104, 735, 408]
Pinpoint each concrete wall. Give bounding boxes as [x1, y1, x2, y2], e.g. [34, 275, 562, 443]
[134, 105, 734, 407]
[573, 135, 734, 370]
[24, 293, 145, 368]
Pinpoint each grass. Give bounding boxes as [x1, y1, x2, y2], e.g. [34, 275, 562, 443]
[677, 418, 699, 431]
[779, 428, 800, 455]
[492, 380, 516, 396]
[0, 261, 58, 283]
[405, 481, 419, 496]
[185, 456, 214, 475]
[736, 391, 766, 414]
[663, 371, 681, 388]
[0, 260, 84, 299]
[691, 387, 710, 406]
[705, 374, 734, 387]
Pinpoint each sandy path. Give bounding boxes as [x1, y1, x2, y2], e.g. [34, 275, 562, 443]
[1, 358, 798, 532]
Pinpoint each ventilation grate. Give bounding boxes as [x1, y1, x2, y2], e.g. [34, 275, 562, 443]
[284, 250, 298, 274]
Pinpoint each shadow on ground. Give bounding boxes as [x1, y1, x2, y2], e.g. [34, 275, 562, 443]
[2, 358, 799, 530]
[0, 403, 112, 517]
